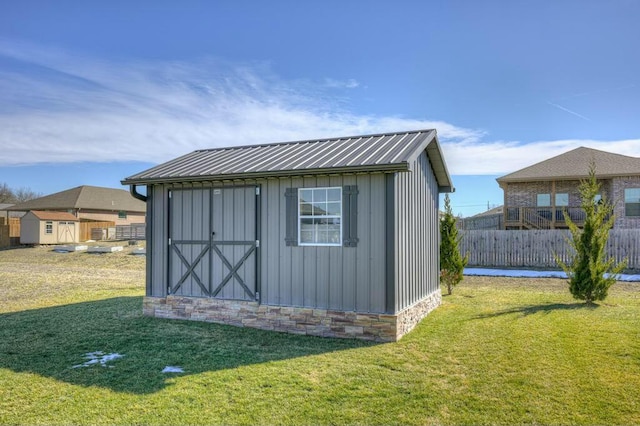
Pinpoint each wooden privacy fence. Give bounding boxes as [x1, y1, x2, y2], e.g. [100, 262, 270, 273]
[458, 213, 503, 230]
[1, 218, 124, 244]
[460, 229, 640, 270]
[80, 221, 115, 241]
[0, 225, 9, 248]
[0, 218, 21, 246]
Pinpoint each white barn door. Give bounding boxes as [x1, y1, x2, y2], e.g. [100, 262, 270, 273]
[57, 222, 76, 243]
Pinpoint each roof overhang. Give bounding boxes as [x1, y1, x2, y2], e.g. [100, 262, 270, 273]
[425, 134, 454, 193]
[121, 163, 411, 186]
[402, 129, 454, 193]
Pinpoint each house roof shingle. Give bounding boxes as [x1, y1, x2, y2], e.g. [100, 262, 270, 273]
[29, 211, 79, 221]
[469, 205, 503, 218]
[497, 147, 640, 183]
[7, 186, 146, 212]
[122, 129, 454, 192]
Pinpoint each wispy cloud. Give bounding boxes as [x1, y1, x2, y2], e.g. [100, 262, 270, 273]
[1, 40, 639, 175]
[323, 78, 360, 89]
[0, 41, 482, 167]
[441, 138, 640, 175]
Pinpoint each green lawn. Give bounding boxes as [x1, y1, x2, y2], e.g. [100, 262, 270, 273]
[1, 246, 639, 425]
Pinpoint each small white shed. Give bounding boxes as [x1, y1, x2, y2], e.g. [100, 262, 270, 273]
[20, 211, 80, 245]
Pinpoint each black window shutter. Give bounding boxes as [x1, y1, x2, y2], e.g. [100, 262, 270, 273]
[284, 188, 298, 246]
[343, 185, 359, 247]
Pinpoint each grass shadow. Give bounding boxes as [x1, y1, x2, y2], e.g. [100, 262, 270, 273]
[474, 302, 600, 319]
[0, 297, 374, 395]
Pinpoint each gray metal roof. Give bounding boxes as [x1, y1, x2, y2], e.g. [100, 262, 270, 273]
[122, 129, 454, 191]
[497, 147, 640, 183]
[6, 185, 146, 212]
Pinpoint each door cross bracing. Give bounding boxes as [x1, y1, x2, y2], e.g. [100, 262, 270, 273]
[169, 240, 256, 299]
[170, 242, 210, 296]
[210, 241, 256, 298]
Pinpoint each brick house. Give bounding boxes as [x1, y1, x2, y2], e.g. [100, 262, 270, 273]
[497, 147, 640, 229]
[6, 185, 146, 226]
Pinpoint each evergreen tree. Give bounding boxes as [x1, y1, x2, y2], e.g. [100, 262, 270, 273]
[557, 162, 626, 303]
[440, 194, 468, 295]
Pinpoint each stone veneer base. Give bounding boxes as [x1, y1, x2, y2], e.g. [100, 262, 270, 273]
[143, 291, 441, 342]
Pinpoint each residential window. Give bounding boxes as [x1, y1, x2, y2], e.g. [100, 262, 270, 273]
[555, 193, 569, 207]
[537, 194, 551, 207]
[45, 221, 53, 234]
[118, 211, 127, 219]
[298, 187, 342, 246]
[625, 188, 640, 217]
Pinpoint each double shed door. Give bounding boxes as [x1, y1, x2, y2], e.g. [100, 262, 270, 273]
[57, 222, 76, 243]
[168, 186, 259, 301]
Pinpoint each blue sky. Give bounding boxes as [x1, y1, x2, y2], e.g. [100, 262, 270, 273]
[1, 0, 639, 216]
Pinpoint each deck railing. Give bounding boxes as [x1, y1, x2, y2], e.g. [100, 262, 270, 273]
[505, 206, 586, 229]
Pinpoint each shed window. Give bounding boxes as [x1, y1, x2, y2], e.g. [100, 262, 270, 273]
[45, 221, 53, 234]
[625, 188, 640, 217]
[298, 187, 342, 246]
[118, 211, 127, 219]
[285, 185, 358, 247]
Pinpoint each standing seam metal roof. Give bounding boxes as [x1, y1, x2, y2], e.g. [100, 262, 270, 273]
[122, 129, 453, 191]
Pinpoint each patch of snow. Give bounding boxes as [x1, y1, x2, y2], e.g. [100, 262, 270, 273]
[72, 351, 124, 368]
[54, 245, 88, 252]
[464, 268, 640, 282]
[87, 246, 124, 253]
[162, 366, 184, 373]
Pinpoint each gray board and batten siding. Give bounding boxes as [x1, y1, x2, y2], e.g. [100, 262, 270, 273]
[124, 129, 453, 340]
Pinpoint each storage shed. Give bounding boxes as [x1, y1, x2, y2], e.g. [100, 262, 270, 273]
[122, 129, 453, 341]
[20, 211, 80, 245]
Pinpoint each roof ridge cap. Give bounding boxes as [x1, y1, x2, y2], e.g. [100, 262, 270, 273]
[193, 128, 436, 153]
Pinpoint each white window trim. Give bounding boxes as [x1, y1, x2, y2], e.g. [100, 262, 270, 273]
[45, 221, 53, 234]
[625, 188, 640, 217]
[298, 186, 342, 247]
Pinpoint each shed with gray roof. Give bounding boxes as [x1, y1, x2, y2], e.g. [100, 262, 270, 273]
[123, 129, 453, 341]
